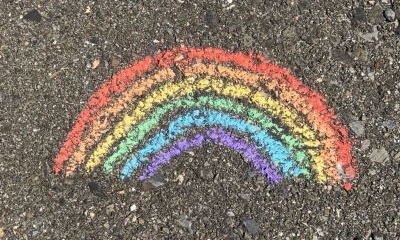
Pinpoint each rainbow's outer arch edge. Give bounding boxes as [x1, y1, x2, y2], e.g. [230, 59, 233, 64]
[53, 46, 357, 190]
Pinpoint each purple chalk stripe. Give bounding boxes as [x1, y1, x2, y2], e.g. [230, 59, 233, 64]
[138, 127, 282, 184]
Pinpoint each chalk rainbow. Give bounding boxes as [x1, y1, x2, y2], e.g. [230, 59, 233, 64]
[53, 47, 356, 189]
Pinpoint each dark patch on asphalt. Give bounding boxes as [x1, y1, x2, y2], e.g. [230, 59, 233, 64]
[23, 9, 42, 22]
[88, 181, 107, 198]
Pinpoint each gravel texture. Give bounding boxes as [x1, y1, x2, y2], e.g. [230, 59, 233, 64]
[1, 0, 399, 239]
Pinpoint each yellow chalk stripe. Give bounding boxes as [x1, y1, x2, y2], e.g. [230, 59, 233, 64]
[86, 76, 326, 181]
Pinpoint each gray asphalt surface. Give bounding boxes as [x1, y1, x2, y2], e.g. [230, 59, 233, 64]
[0, 0, 399, 239]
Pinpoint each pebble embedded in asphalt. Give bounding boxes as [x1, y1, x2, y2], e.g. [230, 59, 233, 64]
[349, 121, 365, 136]
[395, 152, 400, 161]
[369, 147, 390, 163]
[130, 204, 137, 212]
[243, 219, 259, 235]
[105, 204, 115, 215]
[226, 210, 235, 217]
[371, 232, 384, 240]
[384, 8, 396, 22]
[382, 119, 397, 130]
[143, 176, 165, 189]
[177, 216, 194, 234]
[200, 169, 215, 180]
[360, 139, 371, 151]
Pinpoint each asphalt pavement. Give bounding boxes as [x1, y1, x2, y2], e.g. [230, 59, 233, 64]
[0, 0, 399, 239]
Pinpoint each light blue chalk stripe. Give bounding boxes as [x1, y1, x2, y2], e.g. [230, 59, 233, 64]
[120, 108, 302, 178]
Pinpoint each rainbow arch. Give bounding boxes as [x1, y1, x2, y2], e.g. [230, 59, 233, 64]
[53, 47, 356, 189]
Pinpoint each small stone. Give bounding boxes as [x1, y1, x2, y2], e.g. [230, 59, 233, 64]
[85, 6, 91, 14]
[242, 34, 254, 48]
[353, 48, 369, 62]
[246, 170, 257, 178]
[138, 218, 145, 224]
[316, 227, 325, 236]
[103, 222, 110, 229]
[369, 148, 390, 163]
[384, 8, 396, 22]
[226, 210, 235, 217]
[91, 59, 100, 69]
[382, 120, 397, 130]
[26, 212, 34, 220]
[175, 173, 185, 185]
[130, 204, 137, 212]
[394, 152, 400, 161]
[143, 176, 165, 190]
[117, 190, 126, 195]
[360, 139, 370, 151]
[371, 232, 384, 240]
[23, 9, 42, 22]
[177, 216, 194, 234]
[105, 204, 115, 215]
[349, 121, 365, 136]
[0, 228, 4, 238]
[89, 37, 100, 44]
[359, 26, 379, 42]
[374, 60, 384, 69]
[200, 169, 214, 180]
[368, 169, 377, 175]
[239, 193, 251, 200]
[12, 225, 21, 235]
[12, 226, 19, 235]
[89, 212, 95, 219]
[187, 151, 195, 156]
[243, 219, 259, 235]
